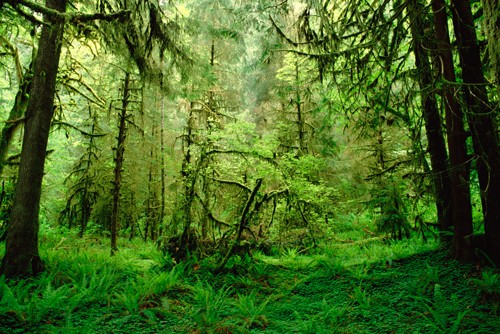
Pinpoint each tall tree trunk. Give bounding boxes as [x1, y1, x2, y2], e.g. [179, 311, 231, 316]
[480, 0, 499, 90]
[79, 115, 96, 238]
[431, 0, 473, 261]
[0, 0, 66, 278]
[159, 81, 166, 240]
[295, 60, 306, 156]
[145, 125, 158, 242]
[451, 0, 500, 266]
[407, 0, 453, 237]
[110, 72, 130, 256]
[176, 104, 200, 261]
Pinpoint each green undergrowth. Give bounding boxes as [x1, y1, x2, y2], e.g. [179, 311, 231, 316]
[1, 233, 499, 333]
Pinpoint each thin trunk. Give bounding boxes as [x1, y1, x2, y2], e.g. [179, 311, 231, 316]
[0, 0, 66, 278]
[159, 83, 166, 239]
[176, 106, 194, 261]
[407, 0, 453, 236]
[145, 126, 155, 242]
[431, 0, 473, 258]
[377, 127, 385, 171]
[0, 62, 32, 176]
[199, 43, 216, 239]
[451, 0, 500, 265]
[79, 116, 96, 238]
[295, 60, 305, 155]
[110, 72, 130, 256]
[151, 127, 158, 241]
[129, 192, 135, 240]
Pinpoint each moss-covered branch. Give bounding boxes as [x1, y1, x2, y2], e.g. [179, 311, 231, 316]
[5, 0, 130, 24]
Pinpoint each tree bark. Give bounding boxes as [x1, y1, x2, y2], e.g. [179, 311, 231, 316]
[480, 0, 499, 90]
[159, 82, 166, 240]
[431, 0, 474, 261]
[79, 117, 96, 238]
[451, 0, 500, 266]
[0, 0, 66, 278]
[0, 61, 32, 176]
[407, 0, 453, 237]
[110, 72, 130, 256]
[295, 59, 306, 156]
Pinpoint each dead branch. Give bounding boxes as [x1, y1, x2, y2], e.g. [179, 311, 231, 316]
[216, 178, 263, 272]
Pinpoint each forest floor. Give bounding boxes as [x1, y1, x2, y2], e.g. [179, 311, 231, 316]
[0, 230, 499, 333]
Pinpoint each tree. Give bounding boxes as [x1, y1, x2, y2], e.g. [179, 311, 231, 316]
[451, 0, 500, 265]
[431, 0, 473, 261]
[0, 0, 67, 277]
[0, 40, 33, 176]
[59, 106, 103, 238]
[0, 0, 128, 277]
[110, 72, 131, 255]
[407, 0, 453, 236]
[0, 7, 34, 166]
[480, 0, 499, 90]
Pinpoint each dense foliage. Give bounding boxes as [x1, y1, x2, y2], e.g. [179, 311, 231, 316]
[0, 0, 498, 331]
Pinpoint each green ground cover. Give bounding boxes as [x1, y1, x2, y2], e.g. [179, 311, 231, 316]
[0, 232, 498, 333]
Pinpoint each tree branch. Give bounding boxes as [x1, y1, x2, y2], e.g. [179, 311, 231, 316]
[206, 149, 277, 165]
[61, 82, 106, 108]
[52, 121, 107, 138]
[216, 179, 263, 272]
[6, 0, 130, 24]
[10, 4, 45, 25]
[67, 77, 106, 106]
[207, 212, 232, 228]
[5, 116, 27, 125]
[212, 178, 252, 192]
[269, 15, 299, 47]
[365, 158, 413, 180]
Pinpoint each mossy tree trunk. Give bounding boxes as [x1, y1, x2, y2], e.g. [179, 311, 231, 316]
[0, 57, 32, 176]
[110, 72, 131, 256]
[480, 0, 499, 90]
[0, 0, 66, 278]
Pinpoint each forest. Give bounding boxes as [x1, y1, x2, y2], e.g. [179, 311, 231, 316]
[0, 0, 499, 332]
